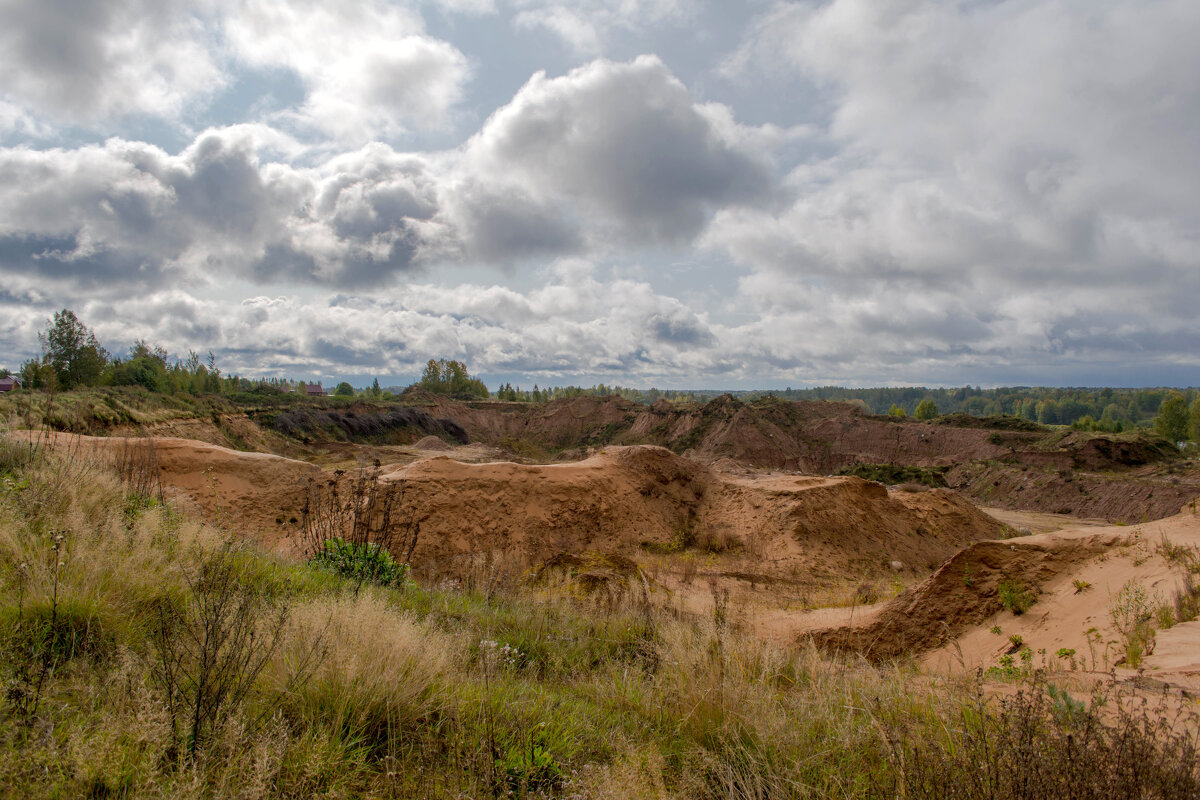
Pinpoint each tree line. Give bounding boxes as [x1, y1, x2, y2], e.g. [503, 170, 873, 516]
[9, 309, 1200, 443]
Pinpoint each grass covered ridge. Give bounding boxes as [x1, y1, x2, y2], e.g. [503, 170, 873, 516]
[0, 437, 1196, 798]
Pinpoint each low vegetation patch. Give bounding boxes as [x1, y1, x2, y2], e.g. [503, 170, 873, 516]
[837, 463, 950, 488]
[997, 576, 1038, 615]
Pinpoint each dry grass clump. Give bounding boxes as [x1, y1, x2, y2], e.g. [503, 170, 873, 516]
[274, 593, 455, 757]
[0, 436, 1196, 798]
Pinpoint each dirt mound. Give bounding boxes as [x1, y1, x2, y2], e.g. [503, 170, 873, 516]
[371, 445, 1007, 583]
[947, 461, 1200, 523]
[30, 432, 1006, 590]
[807, 503, 1200, 690]
[20, 432, 318, 539]
[390, 395, 1191, 523]
[810, 528, 1131, 659]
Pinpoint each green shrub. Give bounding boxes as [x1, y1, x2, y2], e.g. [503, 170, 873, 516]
[308, 538, 410, 588]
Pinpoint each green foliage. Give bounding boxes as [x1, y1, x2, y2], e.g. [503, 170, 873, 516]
[913, 398, 939, 420]
[985, 653, 1021, 679]
[887, 404, 906, 418]
[1190, 396, 1200, 443]
[418, 359, 489, 399]
[308, 538, 410, 588]
[496, 729, 564, 795]
[1046, 684, 1088, 726]
[333, 382, 355, 397]
[38, 309, 109, 389]
[997, 577, 1036, 615]
[1154, 391, 1190, 443]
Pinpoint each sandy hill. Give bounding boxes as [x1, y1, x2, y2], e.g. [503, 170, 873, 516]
[378, 445, 1004, 582]
[21, 433, 1005, 591]
[806, 502, 1200, 691]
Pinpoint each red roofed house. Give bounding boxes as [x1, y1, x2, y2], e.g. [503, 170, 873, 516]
[304, 383, 326, 397]
[0, 377, 19, 393]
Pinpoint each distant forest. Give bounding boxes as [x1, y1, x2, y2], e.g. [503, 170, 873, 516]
[11, 309, 1200, 437]
[492, 383, 1198, 434]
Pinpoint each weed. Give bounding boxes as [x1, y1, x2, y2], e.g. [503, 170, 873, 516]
[151, 539, 293, 761]
[496, 726, 564, 796]
[1156, 604, 1177, 630]
[1109, 579, 1157, 669]
[300, 463, 419, 596]
[896, 680, 1200, 799]
[1157, 534, 1199, 571]
[986, 653, 1021, 679]
[1173, 572, 1200, 623]
[997, 576, 1036, 615]
[854, 581, 880, 605]
[1072, 579, 1092, 593]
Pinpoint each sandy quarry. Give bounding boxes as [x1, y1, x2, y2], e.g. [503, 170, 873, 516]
[23, 433, 1003, 579]
[18, 429, 1200, 693]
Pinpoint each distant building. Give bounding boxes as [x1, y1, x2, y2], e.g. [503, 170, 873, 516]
[0, 377, 19, 392]
[304, 383, 326, 397]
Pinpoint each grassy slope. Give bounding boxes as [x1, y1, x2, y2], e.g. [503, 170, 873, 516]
[0, 439, 1196, 798]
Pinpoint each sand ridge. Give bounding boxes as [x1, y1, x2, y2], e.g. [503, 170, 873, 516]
[805, 503, 1200, 691]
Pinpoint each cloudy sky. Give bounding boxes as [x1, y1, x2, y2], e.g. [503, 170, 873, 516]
[0, 0, 1197, 389]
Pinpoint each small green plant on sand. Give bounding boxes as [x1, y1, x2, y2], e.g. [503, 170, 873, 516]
[1156, 604, 1176, 630]
[1109, 579, 1157, 668]
[1073, 579, 1092, 593]
[1055, 647, 1078, 670]
[998, 577, 1036, 615]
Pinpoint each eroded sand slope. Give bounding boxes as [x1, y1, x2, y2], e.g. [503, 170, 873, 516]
[25, 433, 1004, 585]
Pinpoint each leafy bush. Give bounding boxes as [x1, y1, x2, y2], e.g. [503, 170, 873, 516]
[309, 538, 410, 588]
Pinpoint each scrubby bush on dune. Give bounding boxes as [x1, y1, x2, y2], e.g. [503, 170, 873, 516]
[0, 438, 1196, 798]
